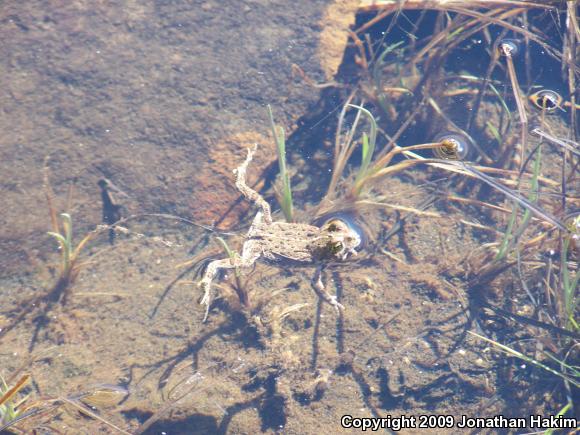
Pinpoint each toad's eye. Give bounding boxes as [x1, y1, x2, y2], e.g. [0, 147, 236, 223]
[432, 132, 472, 160]
[498, 39, 520, 57]
[530, 90, 562, 112]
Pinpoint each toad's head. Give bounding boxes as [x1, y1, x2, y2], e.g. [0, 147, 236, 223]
[319, 218, 362, 261]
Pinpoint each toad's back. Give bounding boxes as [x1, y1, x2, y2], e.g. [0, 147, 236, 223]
[248, 221, 321, 262]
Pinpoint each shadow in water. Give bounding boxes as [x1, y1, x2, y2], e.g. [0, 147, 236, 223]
[123, 409, 218, 435]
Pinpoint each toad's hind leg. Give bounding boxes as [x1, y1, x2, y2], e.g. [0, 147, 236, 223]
[199, 257, 241, 322]
[199, 240, 262, 321]
[234, 145, 272, 224]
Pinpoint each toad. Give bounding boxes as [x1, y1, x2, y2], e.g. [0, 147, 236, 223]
[198, 145, 362, 321]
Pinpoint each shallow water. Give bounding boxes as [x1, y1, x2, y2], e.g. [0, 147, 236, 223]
[1, 1, 578, 434]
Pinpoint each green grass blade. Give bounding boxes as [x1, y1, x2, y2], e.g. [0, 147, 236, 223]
[373, 41, 405, 86]
[47, 232, 67, 248]
[455, 161, 568, 232]
[61, 213, 73, 268]
[544, 403, 572, 435]
[61, 213, 72, 250]
[216, 237, 234, 260]
[543, 351, 580, 377]
[485, 121, 502, 144]
[469, 331, 580, 388]
[561, 238, 579, 330]
[508, 145, 542, 250]
[495, 205, 518, 261]
[216, 237, 242, 282]
[347, 105, 377, 189]
[488, 83, 511, 122]
[267, 105, 293, 222]
[496, 145, 542, 260]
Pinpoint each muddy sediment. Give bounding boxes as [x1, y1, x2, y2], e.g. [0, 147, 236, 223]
[1, 1, 577, 433]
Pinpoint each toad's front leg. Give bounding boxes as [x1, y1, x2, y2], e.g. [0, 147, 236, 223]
[311, 265, 345, 313]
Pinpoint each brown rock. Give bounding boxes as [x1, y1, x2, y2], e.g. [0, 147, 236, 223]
[318, 0, 360, 80]
[191, 132, 275, 229]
